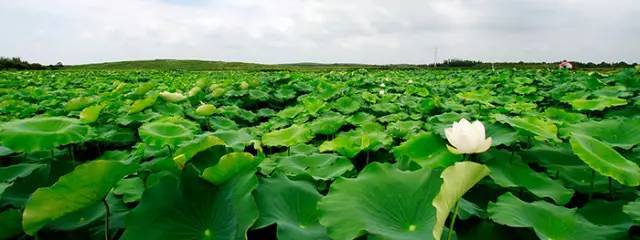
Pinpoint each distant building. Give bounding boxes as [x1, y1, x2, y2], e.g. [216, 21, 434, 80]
[559, 60, 573, 69]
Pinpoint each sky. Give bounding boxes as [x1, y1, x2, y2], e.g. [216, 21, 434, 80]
[1, 0, 639, 65]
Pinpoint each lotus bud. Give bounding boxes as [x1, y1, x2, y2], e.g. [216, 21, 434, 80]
[188, 87, 202, 97]
[195, 104, 216, 116]
[159, 91, 187, 103]
[240, 81, 250, 90]
[445, 118, 492, 154]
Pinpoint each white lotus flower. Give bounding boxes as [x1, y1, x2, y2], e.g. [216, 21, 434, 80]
[380, 83, 386, 87]
[444, 118, 492, 154]
[379, 89, 385, 95]
[408, 80, 413, 84]
[159, 91, 187, 103]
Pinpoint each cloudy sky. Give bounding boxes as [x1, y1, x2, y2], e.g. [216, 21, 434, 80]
[1, 0, 639, 65]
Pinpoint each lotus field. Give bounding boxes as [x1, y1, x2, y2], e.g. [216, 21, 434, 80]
[2, 67, 640, 240]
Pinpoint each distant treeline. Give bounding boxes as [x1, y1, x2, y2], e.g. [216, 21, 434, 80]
[428, 59, 636, 69]
[0, 57, 63, 70]
[2, 57, 636, 71]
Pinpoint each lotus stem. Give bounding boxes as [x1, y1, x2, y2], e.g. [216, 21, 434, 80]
[69, 145, 76, 166]
[365, 151, 370, 165]
[103, 198, 110, 240]
[447, 200, 460, 240]
[166, 145, 173, 157]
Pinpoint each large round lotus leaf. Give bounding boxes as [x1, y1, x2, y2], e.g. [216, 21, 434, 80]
[333, 96, 361, 114]
[64, 96, 95, 111]
[0, 145, 13, 156]
[543, 108, 587, 125]
[488, 192, 620, 240]
[432, 161, 489, 240]
[22, 160, 137, 235]
[276, 153, 354, 180]
[253, 175, 329, 240]
[347, 112, 376, 125]
[277, 105, 305, 119]
[521, 143, 611, 193]
[302, 96, 326, 115]
[0, 117, 90, 152]
[309, 114, 346, 135]
[386, 120, 422, 139]
[320, 128, 392, 158]
[262, 124, 313, 147]
[201, 152, 259, 185]
[122, 166, 258, 240]
[495, 114, 559, 142]
[485, 151, 574, 205]
[623, 199, 640, 223]
[391, 132, 462, 169]
[139, 121, 194, 147]
[0, 209, 22, 240]
[0, 163, 45, 198]
[79, 104, 105, 123]
[318, 163, 442, 240]
[210, 116, 238, 130]
[128, 93, 158, 114]
[570, 134, 640, 186]
[578, 200, 633, 228]
[485, 123, 519, 146]
[561, 118, 640, 149]
[569, 96, 627, 111]
[212, 129, 253, 151]
[248, 89, 270, 101]
[113, 177, 145, 203]
[173, 134, 226, 167]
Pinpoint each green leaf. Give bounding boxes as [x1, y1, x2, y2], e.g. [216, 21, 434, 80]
[0, 117, 90, 152]
[309, 113, 346, 135]
[561, 118, 640, 149]
[254, 175, 329, 240]
[201, 152, 259, 185]
[0, 163, 44, 198]
[623, 198, 640, 223]
[333, 96, 361, 114]
[432, 161, 489, 240]
[0, 209, 22, 240]
[488, 192, 619, 240]
[569, 96, 627, 111]
[496, 115, 559, 141]
[79, 104, 105, 123]
[139, 121, 194, 147]
[113, 177, 145, 203]
[318, 163, 442, 240]
[173, 134, 226, 167]
[275, 153, 354, 180]
[128, 93, 158, 114]
[122, 166, 258, 240]
[392, 132, 462, 168]
[22, 160, 137, 235]
[262, 124, 313, 147]
[212, 129, 253, 151]
[570, 134, 640, 186]
[485, 151, 574, 204]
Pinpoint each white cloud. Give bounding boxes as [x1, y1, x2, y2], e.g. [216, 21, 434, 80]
[0, 0, 638, 64]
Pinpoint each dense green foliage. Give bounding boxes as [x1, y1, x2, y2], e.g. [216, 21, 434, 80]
[0, 67, 640, 239]
[0, 57, 63, 71]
